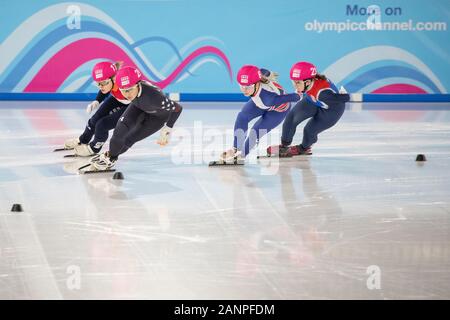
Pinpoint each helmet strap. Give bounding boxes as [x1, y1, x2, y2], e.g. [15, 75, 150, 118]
[304, 78, 314, 91]
[250, 82, 259, 97]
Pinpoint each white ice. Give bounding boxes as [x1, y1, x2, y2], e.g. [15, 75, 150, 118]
[0, 101, 449, 299]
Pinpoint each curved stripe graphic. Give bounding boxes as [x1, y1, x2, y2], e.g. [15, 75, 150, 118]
[323, 46, 446, 93]
[0, 2, 135, 74]
[344, 65, 441, 93]
[150, 46, 232, 89]
[0, 2, 203, 85]
[25, 38, 139, 92]
[25, 39, 232, 91]
[371, 84, 427, 94]
[2, 21, 185, 89]
[131, 36, 194, 77]
[1, 2, 232, 93]
[78, 78, 96, 92]
[61, 75, 91, 93]
[161, 36, 225, 74]
[358, 78, 435, 94]
[175, 58, 220, 83]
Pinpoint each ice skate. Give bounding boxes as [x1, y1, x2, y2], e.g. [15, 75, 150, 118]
[74, 144, 96, 156]
[209, 148, 244, 166]
[64, 138, 80, 150]
[78, 152, 116, 174]
[289, 145, 312, 156]
[262, 144, 293, 158]
[92, 152, 116, 170]
[54, 138, 80, 152]
[262, 144, 311, 158]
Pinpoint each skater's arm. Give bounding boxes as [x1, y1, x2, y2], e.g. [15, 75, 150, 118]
[259, 89, 301, 106]
[318, 89, 350, 104]
[166, 102, 183, 128]
[95, 90, 109, 103]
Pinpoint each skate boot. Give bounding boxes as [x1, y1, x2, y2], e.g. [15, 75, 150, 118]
[266, 144, 292, 158]
[90, 153, 101, 163]
[64, 137, 80, 150]
[220, 148, 244, 164]
[91, 152, 116, 170]
[289, 145, 312, 156]
[209, 148, 244, 166]
[74, 144, 96, 157]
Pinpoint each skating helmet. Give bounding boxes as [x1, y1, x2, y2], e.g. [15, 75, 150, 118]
[116, 66, 143, 89]
[92, 62, 117, 82]
[237, 65, 261, 86]
[290, 62, 317, 81]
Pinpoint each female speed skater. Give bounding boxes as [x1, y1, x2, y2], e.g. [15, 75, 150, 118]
[87, 66, 183, 171]
[267, 61, 350, 157]
[63, 61, 131, 156]
[216, 64, 302, 165]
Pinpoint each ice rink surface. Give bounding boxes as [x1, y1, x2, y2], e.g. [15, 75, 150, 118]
[0, 101, 449, 299]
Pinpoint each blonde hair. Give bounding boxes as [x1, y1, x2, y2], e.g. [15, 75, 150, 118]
[260, 71, 279, 84]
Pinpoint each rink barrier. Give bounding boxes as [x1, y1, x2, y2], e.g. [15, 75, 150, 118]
[0, 92, 450, 103]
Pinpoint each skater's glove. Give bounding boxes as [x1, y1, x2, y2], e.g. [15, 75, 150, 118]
[86, 100, 100, 114]
[157, 125, 172, 146]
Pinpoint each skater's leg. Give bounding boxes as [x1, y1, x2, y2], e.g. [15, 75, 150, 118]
[243, 110, 287, 156]
[119, 114, 167, 154]
[233, 100, 265, 152]
[88, 104, 127, 153]
[91, 108, 167, 171]
[79, 96, 117, 144]
[281, 99, 317, 146]
[301, 103, 345, 148]
[108, 105, 144, 159]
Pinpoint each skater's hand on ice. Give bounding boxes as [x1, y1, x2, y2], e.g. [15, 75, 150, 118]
[86, 101, 100, 114]
[157, 125, 172, 146]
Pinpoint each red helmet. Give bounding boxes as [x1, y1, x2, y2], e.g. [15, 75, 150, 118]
[92, 62, 117, 82]
[237, 65, 261, 86]
[290, 62, 317, 81]
[116, 66, 142, 89]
